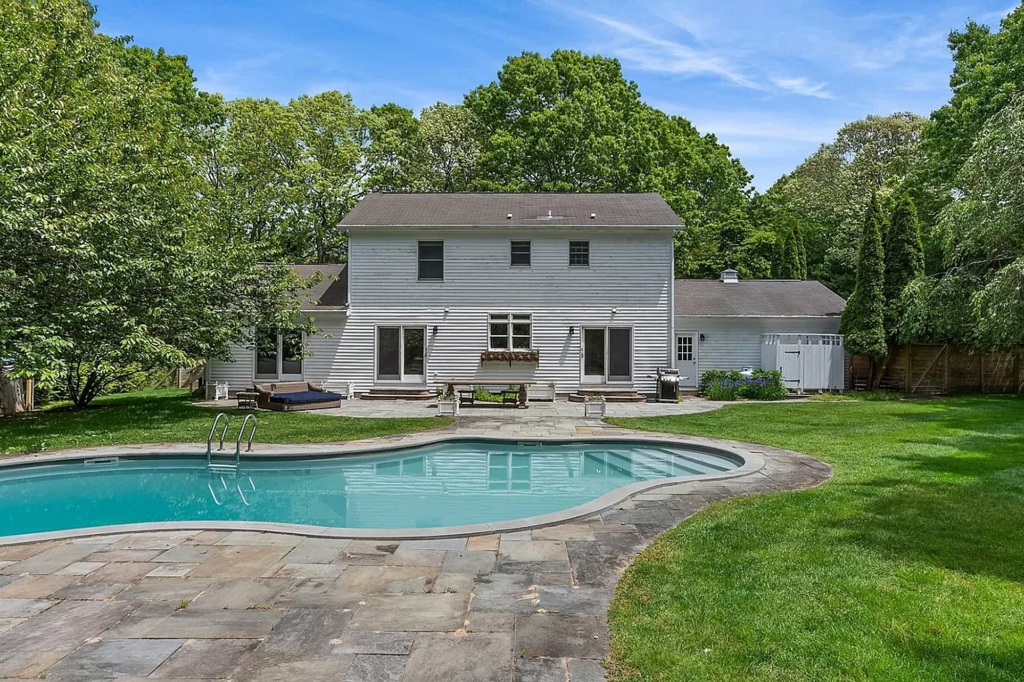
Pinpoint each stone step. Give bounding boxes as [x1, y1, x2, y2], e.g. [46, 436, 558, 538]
[567, 392, 647, 403]
[360, 387, 434, 401]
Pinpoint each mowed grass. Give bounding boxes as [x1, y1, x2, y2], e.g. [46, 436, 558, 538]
[606, 396, 1024, 682]
[0, 389, 453, 455]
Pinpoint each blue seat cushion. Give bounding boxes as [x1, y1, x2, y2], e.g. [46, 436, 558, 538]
[269, 390, 342, 404]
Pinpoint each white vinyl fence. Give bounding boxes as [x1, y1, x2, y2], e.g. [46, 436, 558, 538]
[761, 333, 845, 392]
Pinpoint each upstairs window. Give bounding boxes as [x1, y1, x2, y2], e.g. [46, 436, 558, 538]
[418, 240, 444, 281]
[569, 240, 590, 267]
[489, 313, 532, 350]
[510, 240, 531, 266]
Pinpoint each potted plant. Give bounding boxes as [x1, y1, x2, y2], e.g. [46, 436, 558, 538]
[436, 385, 459, 417]
[529, 381, 556, 401]
[583, 395, 606, 418]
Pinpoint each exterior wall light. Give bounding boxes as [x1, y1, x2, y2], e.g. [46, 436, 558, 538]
[568, 326, 575, 336]
[432, 326, 439, 336]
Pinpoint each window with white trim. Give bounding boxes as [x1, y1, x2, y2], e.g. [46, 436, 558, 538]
[569, 240, 589, 266]
[418, 240, 444, 281]
[677, 336, 694, 362]
[256, 328, 303, 378]
[488, 313, 532, 350]
[510, 240, 531, 266]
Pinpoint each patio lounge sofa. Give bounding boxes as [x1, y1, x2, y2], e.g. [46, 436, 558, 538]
[253, 381, 344, 411]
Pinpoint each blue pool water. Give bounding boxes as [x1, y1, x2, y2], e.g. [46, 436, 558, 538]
[0, 439, 741, 537]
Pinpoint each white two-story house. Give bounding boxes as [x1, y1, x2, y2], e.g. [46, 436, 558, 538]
[207, 193, 679, 398]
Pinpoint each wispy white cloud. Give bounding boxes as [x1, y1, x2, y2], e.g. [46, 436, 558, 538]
[538, 3, 763, 90]
[771, 76, 834, 100]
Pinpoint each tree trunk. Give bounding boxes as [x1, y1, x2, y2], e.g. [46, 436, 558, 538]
[0, 377, 26, 415]
[871, 343, 896, 389]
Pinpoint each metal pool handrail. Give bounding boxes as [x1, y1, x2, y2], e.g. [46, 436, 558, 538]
[235, 414, 257, 458]
[206, 413, 230, 460]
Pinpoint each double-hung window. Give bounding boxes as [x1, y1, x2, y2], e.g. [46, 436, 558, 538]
[489, 313, 532, 350]
[510, 240, 531, 266]
[569, 240, 590, 267]
[418, 240, 444, 281]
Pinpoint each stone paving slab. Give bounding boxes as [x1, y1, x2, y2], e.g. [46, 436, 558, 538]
[44, 638, 185, 679]
[0, 417, 830, 680]
[403, 633, 513, 682]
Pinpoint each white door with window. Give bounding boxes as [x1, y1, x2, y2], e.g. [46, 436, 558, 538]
[676, 333, 698, 387]
[583, 327, 632, 384]
[255, 329, 304, 381]
[376, 326, 426, 384]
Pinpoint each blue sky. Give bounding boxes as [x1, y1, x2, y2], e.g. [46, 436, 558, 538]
[94, 0, 1016, 189]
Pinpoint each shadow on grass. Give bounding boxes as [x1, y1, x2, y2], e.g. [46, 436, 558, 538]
[834, 473, 1024, 583]
[898, 630, 1024, 680]
[829, 399, 1024, 583]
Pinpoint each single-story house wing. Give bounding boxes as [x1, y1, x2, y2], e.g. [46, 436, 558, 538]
[674, 269, 846, 390]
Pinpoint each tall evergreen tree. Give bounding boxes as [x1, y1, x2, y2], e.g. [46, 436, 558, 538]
[794, 223, 808, 279]
[840, 194, 888, 362]
[883, 193, 924, 337]
[779, 227, 800, 279]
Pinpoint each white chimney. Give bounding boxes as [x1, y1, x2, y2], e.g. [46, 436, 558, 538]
[720, 269, 739, 284]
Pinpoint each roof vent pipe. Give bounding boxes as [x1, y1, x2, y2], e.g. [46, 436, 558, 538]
[720, 269, 739, 284]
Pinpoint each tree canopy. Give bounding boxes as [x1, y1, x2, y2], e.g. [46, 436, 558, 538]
[0, 0, 308, 406]
[766, 113, 925, 296]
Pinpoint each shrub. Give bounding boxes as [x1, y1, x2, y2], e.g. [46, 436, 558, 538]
[698, 369, 786, 401]
[739, 369, 787, 400]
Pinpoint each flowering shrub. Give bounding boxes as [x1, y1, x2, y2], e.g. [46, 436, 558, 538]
[699, 369, 786, 401]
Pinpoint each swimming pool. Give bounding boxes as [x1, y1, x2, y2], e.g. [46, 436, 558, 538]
[0, 438, 750, 540]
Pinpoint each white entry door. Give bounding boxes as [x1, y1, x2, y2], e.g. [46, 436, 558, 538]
[676, 333, 698, 387]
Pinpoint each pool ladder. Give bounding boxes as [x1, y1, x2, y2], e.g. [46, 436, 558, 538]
[208, 474, 256, 506]
[206, 413, 257, 473]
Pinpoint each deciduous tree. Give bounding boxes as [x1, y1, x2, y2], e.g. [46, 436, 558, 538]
[770, 113, 925, 295]
[0, 0, 308, 407]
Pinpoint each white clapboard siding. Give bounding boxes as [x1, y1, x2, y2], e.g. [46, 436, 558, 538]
[677, 316, 842, 375]
[345, 227, 674, 395]
[204, 340, 256, 395]
[205, 313, 348, 391]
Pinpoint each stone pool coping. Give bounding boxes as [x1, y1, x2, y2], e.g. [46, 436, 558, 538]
[0, 434, 765, 546]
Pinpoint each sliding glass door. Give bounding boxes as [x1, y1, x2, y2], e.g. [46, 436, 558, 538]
[582, 327, 632, 384]
[255, 328, 303, 380]
[377, 326, 425, 383]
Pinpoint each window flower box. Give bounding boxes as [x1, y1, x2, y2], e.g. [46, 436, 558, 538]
[480, 350, 540, 363]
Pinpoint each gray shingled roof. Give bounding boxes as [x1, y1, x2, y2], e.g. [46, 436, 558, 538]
[341, 193, 681, 227]
[290, 264, 347, 309]
[675, 279, 845, 317]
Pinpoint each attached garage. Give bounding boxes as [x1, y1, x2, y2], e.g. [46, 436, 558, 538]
[674, 270, 846, 389]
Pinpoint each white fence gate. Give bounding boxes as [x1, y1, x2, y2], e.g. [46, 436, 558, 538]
[761, 334, 845, 392]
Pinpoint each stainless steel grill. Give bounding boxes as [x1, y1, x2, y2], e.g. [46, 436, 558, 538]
[656, 367, 680, 402]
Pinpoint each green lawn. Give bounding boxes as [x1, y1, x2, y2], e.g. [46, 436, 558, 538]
[0, 389, 453, 455]
[605, 396, 1024, 682]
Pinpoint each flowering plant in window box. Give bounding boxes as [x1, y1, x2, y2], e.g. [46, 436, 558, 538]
[480, 350, 540, 363]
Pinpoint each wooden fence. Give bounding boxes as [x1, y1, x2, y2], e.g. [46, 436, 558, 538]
[851, 345, 1023, 395]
